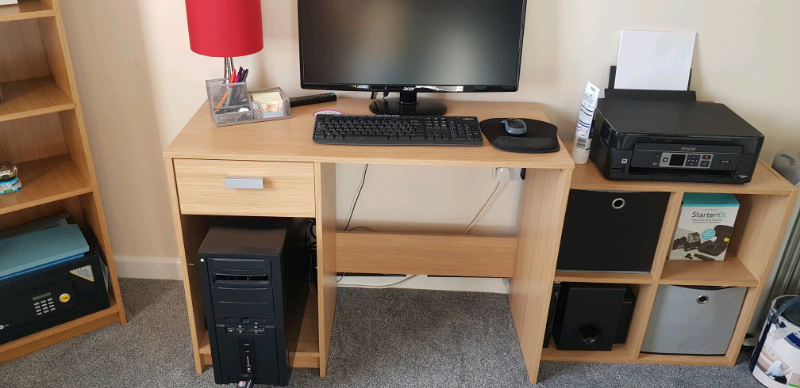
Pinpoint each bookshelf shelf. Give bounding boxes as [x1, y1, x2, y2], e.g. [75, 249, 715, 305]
[0, 0, 54, 23]
[0, 77, 74, 123]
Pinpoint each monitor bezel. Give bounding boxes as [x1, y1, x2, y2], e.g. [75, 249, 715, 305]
[297, 0, 528, 93]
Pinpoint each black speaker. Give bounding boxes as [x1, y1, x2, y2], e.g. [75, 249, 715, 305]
[557, 190, 670, 272]
[543, 282, 561, 348]
[614, 287, 636, 344]
[552, 283, 627, 351]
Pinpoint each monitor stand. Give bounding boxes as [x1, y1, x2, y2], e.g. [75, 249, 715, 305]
[369, 91, 447, 116]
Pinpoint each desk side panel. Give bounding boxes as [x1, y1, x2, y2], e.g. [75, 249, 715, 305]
[166, 158, 214, 374]
[315, 162, 337, 377]
[509, 168, 572, 384]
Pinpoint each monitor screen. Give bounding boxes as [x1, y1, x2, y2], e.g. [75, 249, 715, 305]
[298, 0, 527, 92]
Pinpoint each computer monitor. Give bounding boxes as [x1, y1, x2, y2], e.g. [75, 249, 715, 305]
[298, 0, 527, 116]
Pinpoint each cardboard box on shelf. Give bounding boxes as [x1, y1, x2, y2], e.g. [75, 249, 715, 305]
[670, 193, 739, 261]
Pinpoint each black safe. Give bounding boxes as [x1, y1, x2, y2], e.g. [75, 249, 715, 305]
[557, 190, 670, 272]
[199, 217, 311, 387]
[0, 249, 110, 345]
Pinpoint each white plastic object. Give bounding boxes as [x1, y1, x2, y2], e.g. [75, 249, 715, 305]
[572, 82, 600, 164]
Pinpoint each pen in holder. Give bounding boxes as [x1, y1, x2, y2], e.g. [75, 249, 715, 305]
[205, 79, 290, 127]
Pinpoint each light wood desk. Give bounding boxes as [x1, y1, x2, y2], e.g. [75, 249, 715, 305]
[165, 98, 796, 384]
[165, 98, 574, 384]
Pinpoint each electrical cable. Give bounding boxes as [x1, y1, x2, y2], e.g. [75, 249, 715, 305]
[304, 219, 318, 298]
[344, 164, 369, 231]
[347, 226, 380, 232]
[339, 168, 507, 288]
[308, 249, 318, 298]
[337, 274, 419, 289]
[463, 181, 507, 234]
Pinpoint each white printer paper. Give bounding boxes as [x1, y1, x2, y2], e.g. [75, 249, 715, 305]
[615, 31, 696, 91]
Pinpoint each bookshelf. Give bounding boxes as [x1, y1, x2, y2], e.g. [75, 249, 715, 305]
[541, 144, 797, 367]
[0, 0, 125, 364]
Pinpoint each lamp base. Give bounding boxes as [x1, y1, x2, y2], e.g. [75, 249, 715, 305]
[223, 57, 234, 82]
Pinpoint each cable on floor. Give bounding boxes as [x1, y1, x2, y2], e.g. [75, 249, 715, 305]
[337, 275, 419, 289]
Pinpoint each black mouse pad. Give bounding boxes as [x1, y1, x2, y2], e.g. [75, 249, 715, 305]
[480, 118, 560, 154]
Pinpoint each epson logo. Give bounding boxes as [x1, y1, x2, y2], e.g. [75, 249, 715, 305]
[681, 147, 697, 151]
[403, 87, 415, 91]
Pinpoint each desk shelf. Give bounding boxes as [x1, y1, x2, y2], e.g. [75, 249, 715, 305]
[0, 0, 54, 23]
[659, 256, 759, 287]
[553, 271, 654, 284]
[558, 142, 797, 372]
[541, 341, 634, 363]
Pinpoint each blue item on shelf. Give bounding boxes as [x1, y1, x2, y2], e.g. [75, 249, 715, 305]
[0, 224, 89, 282]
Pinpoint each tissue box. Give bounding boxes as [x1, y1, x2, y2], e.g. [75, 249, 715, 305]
[670, 193, 739, 261]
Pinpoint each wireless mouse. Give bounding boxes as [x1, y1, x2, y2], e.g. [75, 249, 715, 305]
[501, 118, 527, 136]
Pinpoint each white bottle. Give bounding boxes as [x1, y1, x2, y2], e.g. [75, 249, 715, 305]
[572, 82, 600, 164]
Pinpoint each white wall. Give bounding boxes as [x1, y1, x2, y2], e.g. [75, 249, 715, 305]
[59, 0, 800, 280]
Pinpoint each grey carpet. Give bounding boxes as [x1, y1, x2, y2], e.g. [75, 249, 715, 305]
[0, 279, 763, 387]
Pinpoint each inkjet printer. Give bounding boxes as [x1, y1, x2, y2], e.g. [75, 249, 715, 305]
[590, 68, 764, 184]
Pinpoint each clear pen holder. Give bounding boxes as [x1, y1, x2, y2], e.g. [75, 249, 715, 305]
[205, 79, 291, 127]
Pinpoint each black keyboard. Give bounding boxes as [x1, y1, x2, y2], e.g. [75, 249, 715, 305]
[312, 114, 483, 146]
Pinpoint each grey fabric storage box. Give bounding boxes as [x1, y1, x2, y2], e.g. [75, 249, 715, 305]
[641, 285, 746, 355]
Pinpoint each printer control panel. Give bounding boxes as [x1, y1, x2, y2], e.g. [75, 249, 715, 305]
[659, 153, 714, 169]
[630, 144, 742, 173]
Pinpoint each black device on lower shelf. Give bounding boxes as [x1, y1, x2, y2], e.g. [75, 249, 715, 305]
[199, 217, 312, 387]
[615, 287, 636, 344]
[543, 282, 561, 347]
[0, 248, 110, 345]
[550, 283, 635, 351]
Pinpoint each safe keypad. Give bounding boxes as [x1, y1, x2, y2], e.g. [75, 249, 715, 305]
[34, 297, 56, 315]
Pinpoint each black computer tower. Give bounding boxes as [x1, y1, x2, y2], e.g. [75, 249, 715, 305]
[557, 190, 670, 272]
[198, 217, 311, 386]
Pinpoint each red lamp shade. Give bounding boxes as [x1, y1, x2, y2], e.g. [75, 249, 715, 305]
[185, 0, 264, 58]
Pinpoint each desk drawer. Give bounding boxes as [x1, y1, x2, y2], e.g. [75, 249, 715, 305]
[173, 159, 315, 217]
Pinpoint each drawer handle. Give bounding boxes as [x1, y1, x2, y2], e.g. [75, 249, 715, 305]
[225, 176, 264, 190]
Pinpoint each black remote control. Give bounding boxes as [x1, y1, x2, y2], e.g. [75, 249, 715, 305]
[289, 93, 337, 107]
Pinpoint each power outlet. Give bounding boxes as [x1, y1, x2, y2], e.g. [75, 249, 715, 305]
[492, 167, 524, 181]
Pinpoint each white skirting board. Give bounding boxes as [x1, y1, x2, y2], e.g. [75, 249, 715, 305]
[113, 256, 510, 293]
[114, 256, 183, 280]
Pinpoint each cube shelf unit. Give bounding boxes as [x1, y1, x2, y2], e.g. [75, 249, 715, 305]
[543, 144, 798, 365]
[0, 0, 125, 363]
